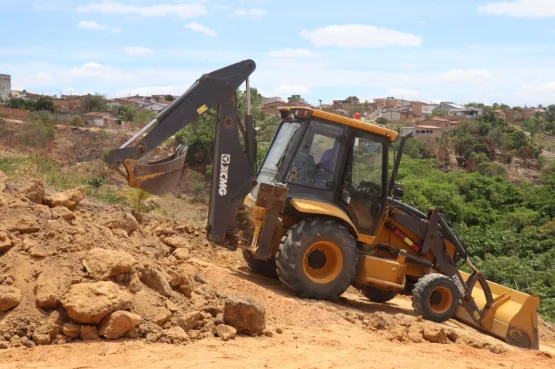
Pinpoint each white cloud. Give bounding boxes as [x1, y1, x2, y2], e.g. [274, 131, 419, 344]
[273, 84, 312, 95]
[213, 5, 230, 11]
[78, 2, 208, 18]
[400, 62, 418, 70]
[437, 69, 493, 83]
[300, 25, 422, 48]
[77, 20, 109, 30]
[239, 0, 266, 3]
[77, 20, 120, 32]
[35, 73, 57, 85]
[517, 81, 555, 94]
[123, 47, 154, 56]
[69, 62, 131, 80]
[233, 8, 267, 18]
[419, 20, 426, 25]
[389, 88, 420, 99]
[185, 23, 218, 37]
[478, 0, 555, 18]
[268, 48, 319, 58]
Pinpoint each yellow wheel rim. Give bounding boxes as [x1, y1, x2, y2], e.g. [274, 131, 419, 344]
[430, 286, 453, 314]
[302, 241, 343, 284]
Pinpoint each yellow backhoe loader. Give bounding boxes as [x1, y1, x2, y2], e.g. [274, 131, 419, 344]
[107, 60, 540, 349]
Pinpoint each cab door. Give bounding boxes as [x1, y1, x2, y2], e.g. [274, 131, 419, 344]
[340, 132, 388, 235]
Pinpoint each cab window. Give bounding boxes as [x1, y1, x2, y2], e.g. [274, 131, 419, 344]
[287, 121, 343, 190]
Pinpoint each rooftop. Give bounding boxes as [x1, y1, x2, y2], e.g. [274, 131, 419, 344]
[416, 125, 443, 129]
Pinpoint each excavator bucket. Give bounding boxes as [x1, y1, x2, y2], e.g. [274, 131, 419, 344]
[456, 271, 540, 349]
[122, 144, 188, 196]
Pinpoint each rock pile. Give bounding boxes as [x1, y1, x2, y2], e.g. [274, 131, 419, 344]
[0, 172, 267, 348]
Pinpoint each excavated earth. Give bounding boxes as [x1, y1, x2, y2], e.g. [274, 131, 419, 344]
[0, 171, 553, 368]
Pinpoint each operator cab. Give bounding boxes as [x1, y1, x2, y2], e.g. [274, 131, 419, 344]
[253, 107, 398, 237]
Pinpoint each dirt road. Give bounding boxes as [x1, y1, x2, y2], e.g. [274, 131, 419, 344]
[1, 257, 552, 369]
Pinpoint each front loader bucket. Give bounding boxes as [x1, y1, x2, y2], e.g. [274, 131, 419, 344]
[123, 145, 188, 196]
[456, 271, 540, 349]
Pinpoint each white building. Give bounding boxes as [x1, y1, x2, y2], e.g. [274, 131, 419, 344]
[144, 103, 168, 113]
[0, 74, 11, 102]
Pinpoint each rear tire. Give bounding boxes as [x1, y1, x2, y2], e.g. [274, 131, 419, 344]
[412, 273, 460, 323]
[242, 250, 278, 278]
[276, 218, 358, 300]
[361, 286, 398, 303]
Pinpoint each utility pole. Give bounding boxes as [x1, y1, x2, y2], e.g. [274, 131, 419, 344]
[319, 99, 322, 108]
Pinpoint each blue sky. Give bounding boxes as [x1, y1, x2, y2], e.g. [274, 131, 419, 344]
[1, 0, 555, 106]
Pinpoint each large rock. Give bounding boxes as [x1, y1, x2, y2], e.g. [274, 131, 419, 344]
[173, 248, 190, 261]
[43, 186, 87, 211]
[61, 282, 133, 324]
[161, 326, 189, 344]
[422, 326, 448, 344]
[52, 206, 76, 223]
[163, 236, 190, 249]
[215, 325, 237, 341]
[35, 268, 71, 309]
[31, 331, 51, 346]
[173, 266, 193, 298]
[177, 311, 204, 332]
[19, 179, 45, 204]
[224, 296, 266, 335]
[99, 311, 141, 339]
[0, 231, 13, 253]
[62, 323, 81, 338]
[80, 325, 99, 341]
[0, 286, 22, 312]
[5, 215, 40, 234]
[82, 248, 137, 280]
[100, 211, 139, 235]
[139, 264, 173, 297]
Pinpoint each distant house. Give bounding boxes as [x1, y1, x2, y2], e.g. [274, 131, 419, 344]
[262, 96, 282, 105]
[434, 102, 482, 118]
[83, 112, 121, 128]
[503, 108, 545, 125]
[420, 117, 459, 131]
[53, 96, 85, 113]
[381, 105, 413, 122]
[144, 103, 168, 113]
[422, 104, 439, 118]
[373, 97, 411, 109]
[402, 125, 443, 140]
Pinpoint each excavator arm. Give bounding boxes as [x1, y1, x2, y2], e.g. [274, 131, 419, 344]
[107, 59, 258, 247]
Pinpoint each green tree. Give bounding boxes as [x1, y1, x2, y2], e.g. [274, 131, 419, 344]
[509, 130, 529, 150]
[34, 97, 55, 112]
[545, 104, 555, 123]
[345, 96, 360, 104]
[118, 105, 138, 121]
[375, 117, 388, 125]
[81, 94, 108, 113]
[287, 94, 303, 103]
[165, 95, 175, 101]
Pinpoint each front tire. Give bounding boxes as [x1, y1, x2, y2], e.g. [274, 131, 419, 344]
[361, 286, 398, 303]
[412, 273, 460, 323]
[242, 250, 278, 278]
[276, 218, 358, 300]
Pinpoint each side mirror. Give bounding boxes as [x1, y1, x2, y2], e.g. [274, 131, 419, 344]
[394, 183, 404, 199]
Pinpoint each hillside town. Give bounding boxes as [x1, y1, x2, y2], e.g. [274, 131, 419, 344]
[0, 72, 548, 141]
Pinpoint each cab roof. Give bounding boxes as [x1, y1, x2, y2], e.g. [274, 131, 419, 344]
[279, 106, 399, 142]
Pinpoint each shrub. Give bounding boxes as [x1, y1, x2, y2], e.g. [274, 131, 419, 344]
[122, 188, 152, 212]
[20, 120, 55, 148]
[70, 116, 83, 127]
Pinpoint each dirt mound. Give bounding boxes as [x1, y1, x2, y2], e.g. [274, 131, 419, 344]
[0, 172, 265, 348]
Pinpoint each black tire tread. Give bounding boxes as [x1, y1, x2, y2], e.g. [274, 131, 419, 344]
[411, 273, 459, 323]
[361, 286, 398, 303]
[242, 249, 278, 278]
[275, 218, 358, 300]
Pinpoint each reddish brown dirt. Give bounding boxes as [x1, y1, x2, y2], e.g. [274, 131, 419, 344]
[0, 172, 553, 368]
